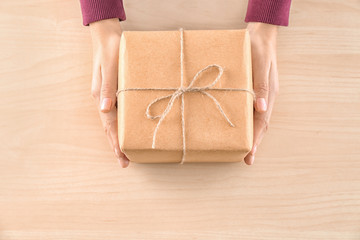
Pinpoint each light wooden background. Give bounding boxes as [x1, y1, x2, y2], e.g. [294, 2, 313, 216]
[0, 0, 359, 239]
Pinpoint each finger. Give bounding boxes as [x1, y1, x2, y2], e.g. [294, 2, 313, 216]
[105, 109, 129, 167]
[99, 109, 123, 164]
[104, 116, 115, 152]
[245, 61, 278, 165]
[271, 60, 280, 97]
[91, 60, 102, 104]
[100, 49, 119, 113]
[99, 106, 129, 168]
[108, 111, 130, 168]
[92, 61, 116, 150]
[265, 61, 278, 119]
[252, 49, 271, 113]
[244, 110, 267, 165]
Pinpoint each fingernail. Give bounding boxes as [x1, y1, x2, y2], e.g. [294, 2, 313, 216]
[101, 98, 112, 112]
[257, 98, 267, 112]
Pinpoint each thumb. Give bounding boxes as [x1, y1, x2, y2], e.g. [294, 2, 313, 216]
[253, 63, 270, 113]
[100, 65, 118, 113]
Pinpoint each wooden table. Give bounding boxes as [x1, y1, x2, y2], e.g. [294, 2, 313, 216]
[1, 0, 359, 239]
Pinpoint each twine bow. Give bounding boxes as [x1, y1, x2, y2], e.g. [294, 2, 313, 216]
[116, 28, 255, 164]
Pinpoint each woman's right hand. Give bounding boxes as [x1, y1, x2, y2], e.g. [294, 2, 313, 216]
[89, 18, 130, 168]
[244, 22, 279, 165]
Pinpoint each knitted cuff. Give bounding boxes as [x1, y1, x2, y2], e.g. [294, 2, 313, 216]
[79, 0, 126, 26]
[245, 0, 292, 26]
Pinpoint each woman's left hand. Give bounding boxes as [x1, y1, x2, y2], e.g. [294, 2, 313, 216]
[244, 22, 280, 165]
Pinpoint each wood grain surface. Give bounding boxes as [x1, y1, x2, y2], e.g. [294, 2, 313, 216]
[0, 0, 359, 239]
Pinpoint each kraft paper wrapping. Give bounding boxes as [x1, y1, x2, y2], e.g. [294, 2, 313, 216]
[117, 29, 253, 164]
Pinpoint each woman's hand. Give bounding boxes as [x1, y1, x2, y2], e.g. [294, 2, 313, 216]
[244, 22, 280, 165]
[89, 18, 130, 168]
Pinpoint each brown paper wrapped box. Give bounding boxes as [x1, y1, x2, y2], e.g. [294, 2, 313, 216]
[117, 28, 253, 164]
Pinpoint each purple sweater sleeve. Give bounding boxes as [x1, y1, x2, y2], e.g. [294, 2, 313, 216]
[245, 0, 292, 26]
[79, 0, 126, 26]
[79, 0, 291, 27]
